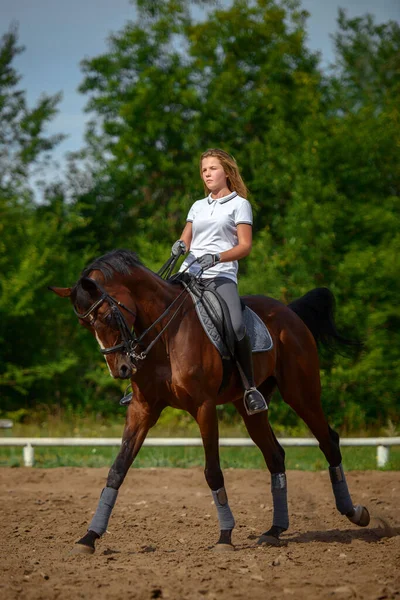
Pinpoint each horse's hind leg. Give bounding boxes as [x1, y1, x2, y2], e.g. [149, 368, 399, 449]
[276, 367, 370, 528]
[325, 426, 369, 526]
[195, 399, 235, 551]
[234, 397, 289, 545]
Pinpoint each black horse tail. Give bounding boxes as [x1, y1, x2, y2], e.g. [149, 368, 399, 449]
[288, 287, 363, 356]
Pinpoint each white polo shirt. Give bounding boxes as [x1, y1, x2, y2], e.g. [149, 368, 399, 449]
[179, 191, 253, 283]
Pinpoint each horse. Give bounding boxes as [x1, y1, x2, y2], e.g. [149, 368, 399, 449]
[49, 248, 370, 554]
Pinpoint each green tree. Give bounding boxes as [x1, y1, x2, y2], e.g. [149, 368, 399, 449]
[73, 0, 321, 253]
[1, 3, 395, 428]
[243, 10, 400, 428]
[0, 29, 98, 412]
[0, 27, 64, 197]
[71, 1, 399, 429]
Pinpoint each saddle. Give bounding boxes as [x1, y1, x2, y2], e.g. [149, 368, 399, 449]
[172, 273, 273, 360]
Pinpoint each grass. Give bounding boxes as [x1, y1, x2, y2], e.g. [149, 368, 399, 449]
[1, 409, 399, 470]
[0, 408, 251, 438]
[1, 444, 399, 470]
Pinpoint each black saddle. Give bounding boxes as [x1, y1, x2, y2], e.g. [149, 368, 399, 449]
[171, 273, 273, 360]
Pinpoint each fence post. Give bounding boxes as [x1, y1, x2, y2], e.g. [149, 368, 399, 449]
[377, 445, 389, 468]
[23, 443, 34, 467]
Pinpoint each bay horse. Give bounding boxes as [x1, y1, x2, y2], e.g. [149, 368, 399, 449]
[50, 249, 369, 554]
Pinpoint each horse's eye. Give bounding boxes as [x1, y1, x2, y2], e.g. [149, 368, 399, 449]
[104, 312, 118, 329]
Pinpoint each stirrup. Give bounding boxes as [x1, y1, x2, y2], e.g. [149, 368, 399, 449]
[243, 388, 268, 416]
[120, 385, 133, 406]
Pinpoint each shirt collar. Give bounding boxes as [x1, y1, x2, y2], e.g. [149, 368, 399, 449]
[207, 191, 238, 205]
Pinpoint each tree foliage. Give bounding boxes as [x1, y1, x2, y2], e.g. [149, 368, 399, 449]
[0, 29, 113, 411]
[1, 3, 399, 430]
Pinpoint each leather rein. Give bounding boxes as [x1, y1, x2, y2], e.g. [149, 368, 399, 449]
[73, 254, 198, 364]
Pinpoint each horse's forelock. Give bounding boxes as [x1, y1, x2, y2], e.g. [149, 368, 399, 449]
[71, 281, 96, 313]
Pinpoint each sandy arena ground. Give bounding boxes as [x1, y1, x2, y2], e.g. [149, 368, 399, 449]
[1, 467, 399, 600]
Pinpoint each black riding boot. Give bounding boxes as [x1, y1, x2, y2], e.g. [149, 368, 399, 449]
[235, 334, 268, 415]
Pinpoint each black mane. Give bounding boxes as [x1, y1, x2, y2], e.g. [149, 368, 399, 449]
[80, 249, 143, 282]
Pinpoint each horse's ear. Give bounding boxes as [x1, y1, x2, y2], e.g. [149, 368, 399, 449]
[48, 286, 72, 298]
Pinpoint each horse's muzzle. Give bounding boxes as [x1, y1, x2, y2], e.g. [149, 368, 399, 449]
[118, 362, 135, 379]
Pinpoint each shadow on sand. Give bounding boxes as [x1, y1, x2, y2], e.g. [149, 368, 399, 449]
[282, 518, 399, 546]
[240, 517, 399, 549]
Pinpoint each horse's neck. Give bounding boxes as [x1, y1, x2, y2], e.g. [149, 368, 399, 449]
[126, 268, 177, 331]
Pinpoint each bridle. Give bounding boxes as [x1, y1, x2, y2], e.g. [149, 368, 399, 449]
[73, 278, 143, 360]
[73, 272, 196, 364]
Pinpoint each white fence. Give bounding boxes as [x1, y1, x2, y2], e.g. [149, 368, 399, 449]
[1, 436, 399, 467]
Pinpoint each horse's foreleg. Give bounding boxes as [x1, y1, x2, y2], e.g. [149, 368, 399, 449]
[74, 401, 162, 554]
[195, 400, 235, 551]
[234, 399, 288, 545]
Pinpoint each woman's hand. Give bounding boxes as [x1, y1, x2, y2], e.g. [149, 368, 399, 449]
[171, 240, 187, 257]
[196, 253, 220, 271]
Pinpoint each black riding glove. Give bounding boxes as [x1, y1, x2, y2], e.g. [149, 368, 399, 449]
[171, 240, 187, 257]
[196, 253, 221, 271]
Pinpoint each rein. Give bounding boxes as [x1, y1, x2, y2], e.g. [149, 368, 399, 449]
[74, 253, 201, 364]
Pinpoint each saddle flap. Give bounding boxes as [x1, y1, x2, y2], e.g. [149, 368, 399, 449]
[189, 287, 234, 359]
[242, 305, 273, 353]
[188, 283, 273, 359]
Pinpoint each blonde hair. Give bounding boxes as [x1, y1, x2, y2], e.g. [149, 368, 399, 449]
[200, 148, 248, 198]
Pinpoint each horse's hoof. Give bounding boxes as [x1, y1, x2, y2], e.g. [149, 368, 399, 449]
[347, 505, 370, 527]
[357, 506, 370, 527]
[373, 516, 395, 538]
[71, 543, 95, 555]
[213, 543, 235, 552]
[257, 534, 280, 546]
[258, 525, 285, 546]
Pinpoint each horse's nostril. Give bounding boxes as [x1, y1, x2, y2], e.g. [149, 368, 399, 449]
[119, 364, 131, 379]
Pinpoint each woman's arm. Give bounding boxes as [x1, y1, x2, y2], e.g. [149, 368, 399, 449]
[179, 222, 193, 251]
[219, 224, 252, 263]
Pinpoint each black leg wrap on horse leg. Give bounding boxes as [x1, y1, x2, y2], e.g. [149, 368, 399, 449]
[271, 473, 289, 531]
[212, 487, 235, 532]
[88, 487, 119, 536]
[329, 464, 354, 515]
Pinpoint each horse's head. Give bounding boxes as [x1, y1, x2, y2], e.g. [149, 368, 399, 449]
[49, 276, 138, 380]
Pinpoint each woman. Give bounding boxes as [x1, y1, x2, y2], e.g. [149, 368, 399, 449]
[171, 148, 267, 415]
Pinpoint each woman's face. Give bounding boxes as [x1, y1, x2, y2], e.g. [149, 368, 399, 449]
[201, 156, 227, 194]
